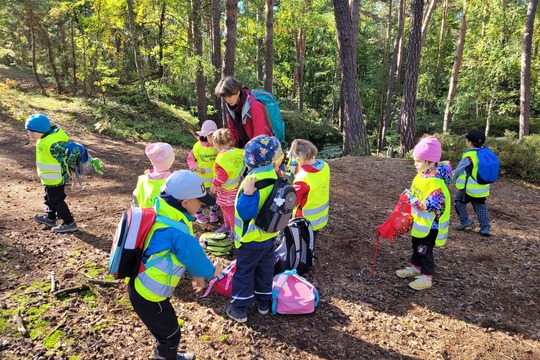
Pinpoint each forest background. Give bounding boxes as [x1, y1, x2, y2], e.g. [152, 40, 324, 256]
[0, 0, 539, 182]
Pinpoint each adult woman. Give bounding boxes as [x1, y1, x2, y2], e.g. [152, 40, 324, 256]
[215, 76, 272, 149]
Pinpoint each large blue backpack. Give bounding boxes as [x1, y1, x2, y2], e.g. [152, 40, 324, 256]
[474, 147, 499, 184]
[249, 89, 285, 143]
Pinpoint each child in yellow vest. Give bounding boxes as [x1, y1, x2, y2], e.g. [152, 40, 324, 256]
[209, 129, 245, 239]
[133, 142, 175, 208]
[397, 136, 452, 291]
[290, 139, 330, 243]
[187, 120, 219, 223]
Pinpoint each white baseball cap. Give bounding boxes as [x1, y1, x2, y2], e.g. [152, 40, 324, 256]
[162, 170, 207, 200]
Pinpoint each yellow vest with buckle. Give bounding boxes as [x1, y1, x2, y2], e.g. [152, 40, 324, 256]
[36, 128, 69, 186]
[133, 173, 169, 208]
[455, 150, 490, 198]
[134, 197, 193, 302]
[193, 142, 217, 188]
[294, 162, 330, 231]
[410, 174, 451, 247]
[214, 148, 245, 190]
[233, 167, 278, 248]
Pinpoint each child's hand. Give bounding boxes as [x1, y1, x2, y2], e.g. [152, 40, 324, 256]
[210, 184, 217, 194]
[192, 167, 202, 174]
[213, 263, 223, 277]
[191, 277, 206, 293]
[243, 176, 257, 195]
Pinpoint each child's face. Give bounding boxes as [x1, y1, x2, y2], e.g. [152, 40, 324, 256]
[27, 130, 42, 141]
[413, 157, 434, 173]
[181, 198, 203, 217]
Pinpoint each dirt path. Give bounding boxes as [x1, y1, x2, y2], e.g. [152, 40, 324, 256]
[0, 110, 539, 359]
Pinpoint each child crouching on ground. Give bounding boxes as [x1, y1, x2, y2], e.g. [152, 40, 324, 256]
[226, 135, 282, 323]
[187, 120, 219, 224]
[289, 139, 330, 243]
[210, 129, 245, 239]
[133, 142, 175, 208]
[397, 135, 452, 290]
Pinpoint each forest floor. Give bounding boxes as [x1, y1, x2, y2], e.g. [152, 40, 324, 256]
[0, 69, 539, 360]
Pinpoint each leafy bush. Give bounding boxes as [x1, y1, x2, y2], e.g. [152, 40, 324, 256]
[283, 108, 342, 150]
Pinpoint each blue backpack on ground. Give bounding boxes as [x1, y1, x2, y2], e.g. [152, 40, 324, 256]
[249, 89, 285, 143]
[473, 147, 499, 184]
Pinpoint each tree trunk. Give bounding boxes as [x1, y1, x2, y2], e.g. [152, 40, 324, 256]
[420, 0, 437, 48]
[394, 0, 406, 96]
[333, 0, 370, 156]
[223, 0, 238, 77]
[519, 0, 538, 139]
[70, 18, 78, 94]
[211, 0, 223, 126]
[126, 0, 146, 94]
[264, 0, 274, 92]
[157, 1, 166, 78]
[256, 4, 264, 83]
[434, 0, 448, 93]
[27, 5, 46, 95]
[443, 2, 467, 133]
[377, 0, 393, 153]
[35, 19, 63, 94]
[293, 2, 310, 112]
[379, 0, 405, 152]
[486, 83, 497, 137]
[399, 0, 424, 155]
[192, 0, 207, 124]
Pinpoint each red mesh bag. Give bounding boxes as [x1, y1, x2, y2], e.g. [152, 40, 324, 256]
[371, 200, 413, 276]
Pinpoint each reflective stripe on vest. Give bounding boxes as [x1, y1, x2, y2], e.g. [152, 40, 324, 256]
[409, 173, 451, 247]
[35, 128, 69, 186]
[294, 162, 330, 231]
[233, 166, 278, 247]
[134, 198, 194, 302]
[214, 148, 245, 190]
[456, 150, 490, 197]
[193, 142, 217, 188]
[133, 174, 168, 208]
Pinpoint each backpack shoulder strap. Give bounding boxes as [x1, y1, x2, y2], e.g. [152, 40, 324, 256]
[255, 178, 276, 189]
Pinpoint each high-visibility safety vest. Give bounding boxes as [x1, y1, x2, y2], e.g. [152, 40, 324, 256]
[410, 174, 451, 247]
[214, 148, 245, 190]
[134, 197, 194, 302]
[233, 167, 278, 248]
[35, 128, 69, 186]
[294, 162, 330, 231]
[192, 142, 217, 188]
[455, 150, 490, 198]
[133, 173, 170, 208]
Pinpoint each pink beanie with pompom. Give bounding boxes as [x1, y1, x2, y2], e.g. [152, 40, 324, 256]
[145, 142, 175, 172]
[412, 136, 442, 163]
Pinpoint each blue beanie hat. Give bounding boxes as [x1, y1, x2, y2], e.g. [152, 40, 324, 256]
[244, 135, 280, 168]
[25, 114, 51, 133]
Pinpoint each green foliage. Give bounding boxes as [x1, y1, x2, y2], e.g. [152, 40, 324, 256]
[283, 107, 342, 150]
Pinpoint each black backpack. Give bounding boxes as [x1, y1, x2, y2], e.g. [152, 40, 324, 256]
[254, 177, 297, 233]
[274, 218, 315, 276]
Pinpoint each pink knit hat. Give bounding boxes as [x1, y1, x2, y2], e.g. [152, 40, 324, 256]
[196, 120, 218, 137]
[145, 142, 175, 172]
[412, 136, 442, 162]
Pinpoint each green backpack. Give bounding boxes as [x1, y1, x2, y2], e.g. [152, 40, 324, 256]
[199, 232, 232, 256]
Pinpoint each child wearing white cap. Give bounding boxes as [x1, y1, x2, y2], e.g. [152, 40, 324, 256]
[397, 135, 452, 290]
[187, 120, 219, 224]
[133, 142, 175, 208]
[128, 170, 221, 360]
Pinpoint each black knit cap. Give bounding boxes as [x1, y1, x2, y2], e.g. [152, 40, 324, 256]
[465, 130, 486, 145]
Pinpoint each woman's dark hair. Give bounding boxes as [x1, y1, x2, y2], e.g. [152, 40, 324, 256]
[214, 76, 242, 97]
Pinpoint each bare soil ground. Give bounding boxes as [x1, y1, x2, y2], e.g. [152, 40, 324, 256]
[0, 73, 539, 359]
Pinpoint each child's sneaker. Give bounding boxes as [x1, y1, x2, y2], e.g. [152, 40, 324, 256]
[51, 223, 78, 233]
[195, 212, 208, 224]
[257, 301, 270, 315]
[395, 267, 421, 279]
[479, 227, 491, 236]
[226, 305, 247, 323]
[209, 211, 219, 223]
[409, 275, 432, 290]
[455, 219, 473, 230]
[177, 352, 196, 360]
[34, 214, 56, 227]
[215, 224, 231, 234]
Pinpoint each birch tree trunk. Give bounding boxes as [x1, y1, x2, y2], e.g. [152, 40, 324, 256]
[519, 0, 538, 139]
[126, 0, 146, 94]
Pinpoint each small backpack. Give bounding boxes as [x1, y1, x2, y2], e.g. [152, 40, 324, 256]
[249, 89, 285, 143]
[274, 218, 315, 276]
[202, 260, 236, 298]
[372, 200, 413, 276]
[473, 147, 499, 184]
[65, 141, 104, 188]
[199, 232, 232, 257]
[254, 177, 297, 233]
[271, 269, 319, 315]
[108, 204, 190, 279]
